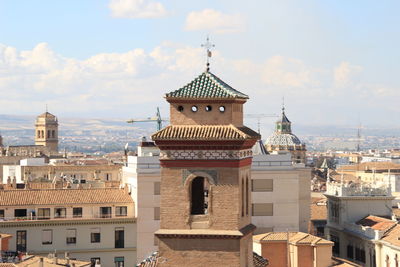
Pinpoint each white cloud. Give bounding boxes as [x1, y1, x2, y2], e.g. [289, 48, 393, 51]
[334, 61, 362, 87]
[261, 55, 321, 89]
[0, 42, 398, 126]
[185, 9, 245, 34]
[109, 0, 166, 19]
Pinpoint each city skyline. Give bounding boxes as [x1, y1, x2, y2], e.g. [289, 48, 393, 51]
[1, 0, 399, 127]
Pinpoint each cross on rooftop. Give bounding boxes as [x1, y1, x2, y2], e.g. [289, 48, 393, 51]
[201, 36, 215, 72]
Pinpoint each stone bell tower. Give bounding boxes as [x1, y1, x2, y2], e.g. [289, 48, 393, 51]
[35, 111, 59, 153]
[152, 70, 260, 267]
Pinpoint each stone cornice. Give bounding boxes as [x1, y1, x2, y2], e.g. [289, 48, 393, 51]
[0, 217, 136, 227]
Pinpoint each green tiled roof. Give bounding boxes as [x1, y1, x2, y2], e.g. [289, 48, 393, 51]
[166, 71, 248, 99]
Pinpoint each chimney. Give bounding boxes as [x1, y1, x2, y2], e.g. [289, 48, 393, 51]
[65, 252, 70, 265]
[39, 257, 44, 267]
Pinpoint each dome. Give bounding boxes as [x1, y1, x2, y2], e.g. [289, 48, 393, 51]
[265, 132, 302, 146]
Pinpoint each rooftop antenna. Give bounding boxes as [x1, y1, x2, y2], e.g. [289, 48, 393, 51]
[201, 36, 215, 72]
[45, 104, 48, 113]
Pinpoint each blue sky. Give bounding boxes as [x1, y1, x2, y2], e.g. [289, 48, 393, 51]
[0, 0, 399, 134]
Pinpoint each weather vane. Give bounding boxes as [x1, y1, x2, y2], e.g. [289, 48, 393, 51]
[201, 36, 215, 72]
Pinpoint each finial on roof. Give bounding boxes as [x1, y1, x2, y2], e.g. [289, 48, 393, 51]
[201, 36, 215, 72]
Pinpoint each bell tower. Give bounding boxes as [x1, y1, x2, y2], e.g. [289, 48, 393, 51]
[152, 70, 260, 266]
[35, 111, 59, 153]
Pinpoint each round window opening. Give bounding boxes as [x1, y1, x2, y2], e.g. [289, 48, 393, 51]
[191, 106, 198, 112]
[219, 106, 225, 113]
[177, 105, 184, 112]
[205, 105, 212, 112]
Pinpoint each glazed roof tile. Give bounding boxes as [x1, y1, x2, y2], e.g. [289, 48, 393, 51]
[0, 188, 133, 206]
[152, 125, 260, 141]
[166, 71, 248, 99]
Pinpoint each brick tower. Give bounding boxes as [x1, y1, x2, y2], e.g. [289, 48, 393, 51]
[152, 70, 260, 266]
[35, 111, 59, 153]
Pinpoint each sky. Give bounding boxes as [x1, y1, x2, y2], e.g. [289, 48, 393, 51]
[0, 0, 399, 133]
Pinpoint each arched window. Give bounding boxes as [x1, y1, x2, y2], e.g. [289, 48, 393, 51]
[395, 254, 398, 267]
[246, 176, 249, 215]
[241, 178, 244, 217]
[41, 130, 44, 138]
[47, 130, 50, 139]
[52, 130, 55, 138]
[386, 255, 390, 267]
[37, 130, 40, 138]
[190, 177, 209, 215]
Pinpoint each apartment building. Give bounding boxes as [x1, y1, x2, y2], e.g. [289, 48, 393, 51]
[0, 187, 136, 267]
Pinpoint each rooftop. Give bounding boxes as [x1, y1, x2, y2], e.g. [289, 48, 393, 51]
[356, 215, 396, 231]
[0, 255, 90, 267]
[152, 125, 260, 141]
[0, 187, 132, 206]
[165, 71, 248, 99]
[254, 231, 333, 246]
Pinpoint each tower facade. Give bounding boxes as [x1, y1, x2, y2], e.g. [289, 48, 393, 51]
[265, 107, 306, 163]
[34, 112, 58, 153]
[152, 71, 260, 266]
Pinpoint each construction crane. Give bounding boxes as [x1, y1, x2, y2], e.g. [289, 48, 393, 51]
[126, 107, 168, 131]
[245, 114, 279, 133]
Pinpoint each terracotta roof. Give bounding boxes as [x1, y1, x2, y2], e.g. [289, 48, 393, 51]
[15, 256, 90, 267]
[136, 252, 159, 267]
[166, 71, 248, 99]
[37, 112, 57, 119]
[356, 215, 396, 231]
[152, 125, 260, 141]
[253, 232, 333, 245]
[310, 198, 327, 221]
[253, 252, 268, 267]
[331, 257, 363, 267]
[337, 162, 400, 172]
[254, 232, 333, 245]
[0, 188, 133, 206]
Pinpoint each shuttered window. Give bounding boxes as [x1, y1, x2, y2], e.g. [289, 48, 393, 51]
[252, 179, 273, 192]
[42, 230, 52, 245]
[252, 203, 273, 216]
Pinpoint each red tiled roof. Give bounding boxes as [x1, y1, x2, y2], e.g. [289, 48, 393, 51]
[356, 215, 396, 231]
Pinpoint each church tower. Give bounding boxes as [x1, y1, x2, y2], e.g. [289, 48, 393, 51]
[265, 106, 306, 164]
[152, 70, 260, 266]
[35, 111, 59, 153]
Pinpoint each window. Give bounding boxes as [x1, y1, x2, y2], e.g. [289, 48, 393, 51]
[114, 257, 124, 267]
[219, 106, 225, 112]
[154, 182, 160, 195]
[38, 208, 50, 220]
[105, 173, 112, 181]
[190, 177, 209, 215]
[47, 130, 50, 138]
[52, 130, 55, 138]
[66, 229, 77, 244]
[191, 106, 198, 112]
[90, 258, 101, 267]
[116, 206, 127, 217]
[329, 201, 340, 223]
[331, 235, 340, 255]
[73, 207, 82, 218]
[252, 203, 273, 216]
[100, 207, 112, 218]
[15, 209, 27, 218]
[115, 227, 124, 248]
[241, 179, 244, 217]
[252, 179, 273, 192]
[54, 208, 66, 218]
[177, 105, 184, 112]
[90, 228, 101, 243]
[154, 207, 160, 220]
[316, 226, 325, 237]
[0, 209, 4, 219]
[16, 230, 27, 252]
[42, 230, 52, 245]
[246, 177, 249, 215]
[205, 105, 212, 112]
[347, 244, 354, 259]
